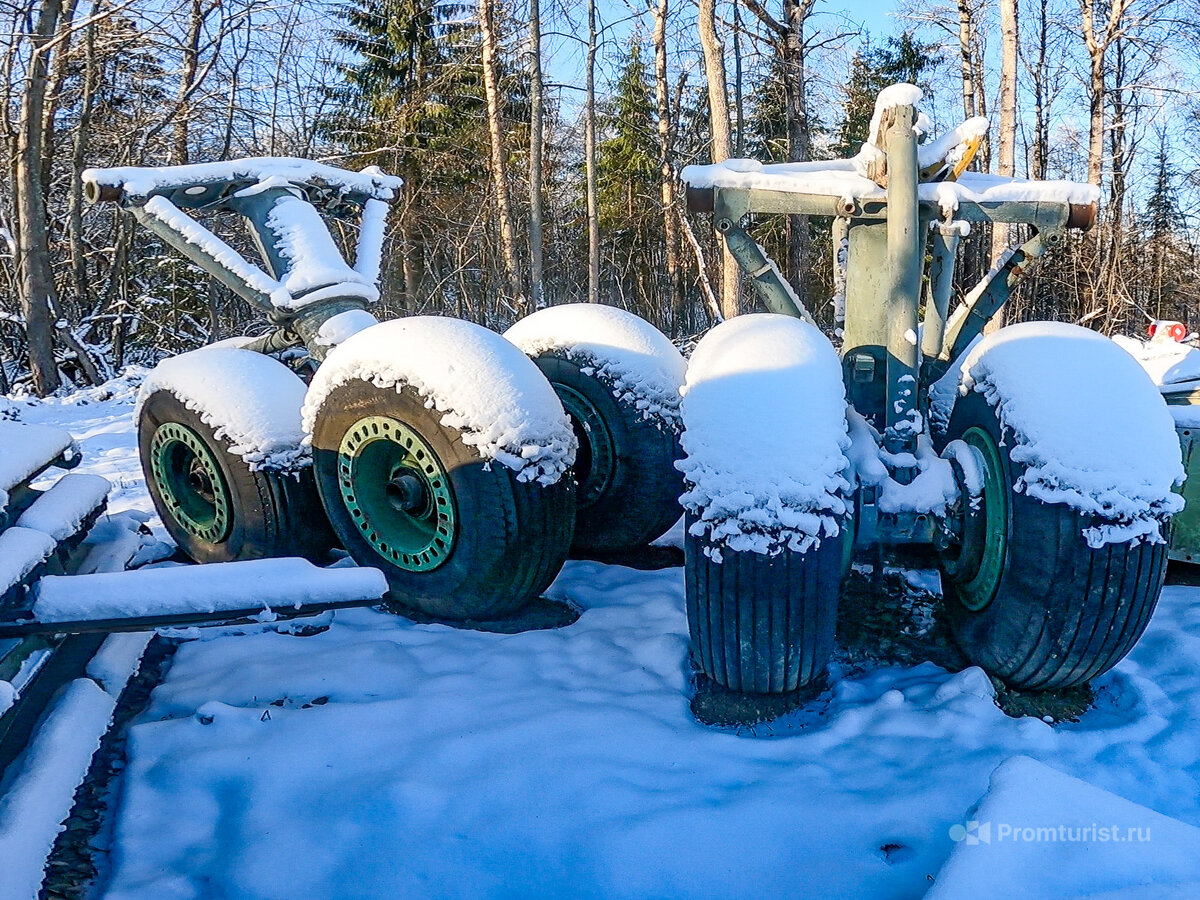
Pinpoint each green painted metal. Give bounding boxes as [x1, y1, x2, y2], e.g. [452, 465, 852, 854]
[106, 174, 382, 363]
[713, 190, 815, 325]
[1170, 424, 1200, 564]
[554, 384, 616, 510]
[941, 425, 1009, 611]
[336, 415, 457, 572]
[883, 104, 923, 448]
[150, 422, 232, 543]
[920, 225, 961, 360]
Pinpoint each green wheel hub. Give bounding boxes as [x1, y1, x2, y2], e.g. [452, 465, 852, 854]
[943, 425, 1010, 612]
[337, 415, 456, 572]
[150, 422, 232, 543]
[554, 383, 615, 510]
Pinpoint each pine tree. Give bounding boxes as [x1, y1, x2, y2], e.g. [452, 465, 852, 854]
[835, 32, 942, 156]
[596, 40, 661, 309]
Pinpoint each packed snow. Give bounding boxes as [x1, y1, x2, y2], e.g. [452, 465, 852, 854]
[1114, 334, 1200, 390]
[303, 317, 577, 485]
[138, 348, 310, 471]
[82, 158, 401, 203]
[681, 159, 1099, 210]
[0, 679, 116, 900]
[865, 82, 924, 145]
[0, 526, 56, 594]
[86, 632, 154, 695]
[0, 420, 75, 497]
[14, 472, 110, 541]
[953, 323, 1184, 546]
[678, 315, 851, 554]
[263, 193, 379, 307]
[504, 304, 687, 428]
[917, 116, 989, 172]
[680, 84, 1097, 213]
[313, 308, 380, 348]
[353, 197, 389, 284]
[30, 558, 388, 623]
[847, 411, 958, 516]
[6, 368, 1200, 900]
[928, 756, 1200, 899]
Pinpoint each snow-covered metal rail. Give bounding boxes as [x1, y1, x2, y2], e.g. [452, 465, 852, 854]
[81, 158, 398, 361]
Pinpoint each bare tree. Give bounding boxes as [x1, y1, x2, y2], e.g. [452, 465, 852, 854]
[1079, 0, 1130, 187]
[744, 0, 816, 300]
[991, 0, 1017, 271]
[698, 0, 740, 317]
[14, 0, 65, 395]
[529, 0, 546, 309]
[650, 0, 683, 329]
[585, 0, 600, 303]
[479, 0, 523, 307]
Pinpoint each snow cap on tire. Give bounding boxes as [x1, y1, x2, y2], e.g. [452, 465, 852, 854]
[679, 314, 852, 555]
[302, 317, 577, 485]
[137, 347, 310, 471]
[955, 322, 1185, 546]
[504, 304, 687, 430]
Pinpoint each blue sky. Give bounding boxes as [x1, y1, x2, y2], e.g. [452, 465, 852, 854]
[545, 0, 904, 112]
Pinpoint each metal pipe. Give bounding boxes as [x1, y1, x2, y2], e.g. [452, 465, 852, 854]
[920, 224, 962, 360]
[884, 104, 923, 450]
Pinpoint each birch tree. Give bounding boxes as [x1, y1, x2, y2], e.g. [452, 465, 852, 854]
[479, 0, 523, 307]
[698, 0, 739, 318]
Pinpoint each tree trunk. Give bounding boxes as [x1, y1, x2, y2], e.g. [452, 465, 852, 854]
[15, 0, 64, 396]
[528, 0, 546, 310]
[697, 0, 739, 318]
[991, 0, 1018, 264]
[478, 0, 523, 307]
[1087, 55, 1105, 187]
[783, 0, 814, 303]
[1029, 0, 1050, 179]
[585, 0, 600, 303]
[68, 17, 97, 313]
[957, 0, 976, 118]
[651, 0, 682, 331]
[174, 0, 205, 165]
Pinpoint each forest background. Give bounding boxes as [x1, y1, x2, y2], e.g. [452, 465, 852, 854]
[1, 0, 1196, 395]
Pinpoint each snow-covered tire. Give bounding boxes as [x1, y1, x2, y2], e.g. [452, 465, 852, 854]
[309, 380, 574, 620]
[303, 317, 579, 621]
[939, 389, 1170, 690]
[505, 305, 686, 554]
[529, 354, 682, 553]
[678, 315, 853, 694]
[686, 515, 845, 692]
[139, 389, 333, 564]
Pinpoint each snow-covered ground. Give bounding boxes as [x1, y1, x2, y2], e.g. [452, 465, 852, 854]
[9, 373, 1200, 899]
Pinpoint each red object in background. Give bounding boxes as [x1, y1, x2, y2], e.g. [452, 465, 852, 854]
[1148, 320, 1188, 342]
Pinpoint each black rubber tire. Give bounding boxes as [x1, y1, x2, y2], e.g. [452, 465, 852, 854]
[310, 379, 575, 620]
[138, 389, 334, 564]
[685, 515, 847, 693]
[531, 354, 683, 554]
[939, 389, 1169, 690]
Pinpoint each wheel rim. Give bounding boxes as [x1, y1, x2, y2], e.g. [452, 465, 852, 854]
[554, 383, 615, 510]
[337, 415, 457, 571]
[943, 425, 1009, 612]
[150, 422, 232, 543]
